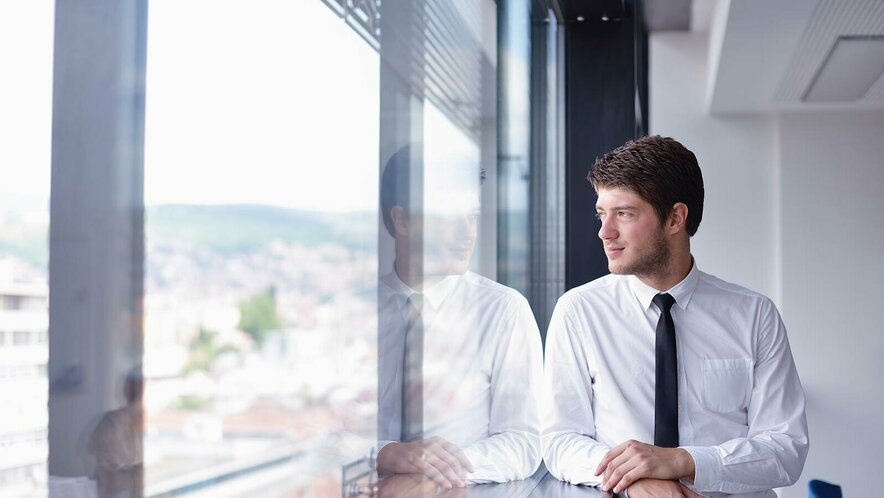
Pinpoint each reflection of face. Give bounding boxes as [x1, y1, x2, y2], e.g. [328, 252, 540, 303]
[423, 190, 480, 276]
[596, 187, 670, 278]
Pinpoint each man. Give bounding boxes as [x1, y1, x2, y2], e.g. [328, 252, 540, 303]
[375, 144, 543, 489]
[542, 136, 808, 497]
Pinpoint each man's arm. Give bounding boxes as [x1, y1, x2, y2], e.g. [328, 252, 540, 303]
[377, 437, 474, 488]
[461, 295, 543, 483]
[680, 298, 808, 494]
[626, 478, 703, 498]
[600, 298, 809, 494]
[542, 295, 612, 485]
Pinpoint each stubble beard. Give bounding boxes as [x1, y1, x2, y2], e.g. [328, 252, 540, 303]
[609, 227, 671, 278]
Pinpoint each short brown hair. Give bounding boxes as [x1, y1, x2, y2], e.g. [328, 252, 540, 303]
[588, 135, 704, 236]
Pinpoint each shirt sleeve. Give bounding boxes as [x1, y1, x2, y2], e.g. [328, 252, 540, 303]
[462, 295, 543, 484]
[541, 294, 611, 486]
[680, 298, 809, 494]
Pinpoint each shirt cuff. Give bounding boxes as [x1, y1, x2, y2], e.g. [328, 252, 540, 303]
[679, 445, 721, 493]
[562, 445, 609, 486]
[460, 445, 497, 483]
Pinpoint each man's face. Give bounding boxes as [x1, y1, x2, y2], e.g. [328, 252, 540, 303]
[595, 186, 670, 277]
[423, 190, 480, 276]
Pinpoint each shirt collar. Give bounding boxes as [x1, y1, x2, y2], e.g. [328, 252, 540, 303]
[380, 270, 461, 311]
[627, 258, 701, 312]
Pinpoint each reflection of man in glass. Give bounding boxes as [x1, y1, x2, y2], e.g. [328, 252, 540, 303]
[88, 367, 144, 498]
[375, 144, 542, 488]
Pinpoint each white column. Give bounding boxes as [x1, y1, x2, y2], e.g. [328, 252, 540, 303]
[48, 0, 146, 480]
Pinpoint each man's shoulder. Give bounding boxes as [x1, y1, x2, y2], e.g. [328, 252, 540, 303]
[560, 273, 626, 301]
[695, 270, 774, 306]
[460, 271, 528, 304]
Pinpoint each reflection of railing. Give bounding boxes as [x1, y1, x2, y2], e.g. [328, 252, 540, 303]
[341, 448, 377, 498]
[145, 446, 304, 498]
[319, 0, 381, 49]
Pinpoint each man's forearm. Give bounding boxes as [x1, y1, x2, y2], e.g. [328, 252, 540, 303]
[462, 430, 541, 483]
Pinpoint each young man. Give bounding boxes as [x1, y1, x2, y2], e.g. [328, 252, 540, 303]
[375, 144, 543, 489]
[542, 136, 808, 498]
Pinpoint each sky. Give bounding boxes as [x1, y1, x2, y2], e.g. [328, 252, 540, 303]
[143, 0, 380, 212]
[0, 0, 381, 213]
[0, 0, 489, 214]
[0, 0, 54, 211]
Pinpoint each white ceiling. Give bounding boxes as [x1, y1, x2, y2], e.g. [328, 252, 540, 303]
[707, 0, 884, 113]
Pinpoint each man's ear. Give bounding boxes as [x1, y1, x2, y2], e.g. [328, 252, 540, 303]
[669, 203, 689, 235]
[391, 206, 409, 237]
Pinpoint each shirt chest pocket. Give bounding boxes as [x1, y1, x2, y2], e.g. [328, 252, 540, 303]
[700, 358, 752, 413]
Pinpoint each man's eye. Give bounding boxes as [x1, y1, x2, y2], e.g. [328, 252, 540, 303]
[594, 213, 604, 220]
[618, 211, 632, 218]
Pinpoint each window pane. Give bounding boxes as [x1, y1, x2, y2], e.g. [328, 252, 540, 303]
[0, 1, 53, 497]
[143, 1, 379, 495]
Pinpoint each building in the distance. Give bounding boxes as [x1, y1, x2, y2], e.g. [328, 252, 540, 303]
[0, 257, 49, 498]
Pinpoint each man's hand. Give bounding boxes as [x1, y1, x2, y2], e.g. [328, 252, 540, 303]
[377, 474, 437, 498]
[377, 474, 469, 498]
[376, 436, 475, 489]
[594, 439, 695, 493]
[624, 478, 704, 498]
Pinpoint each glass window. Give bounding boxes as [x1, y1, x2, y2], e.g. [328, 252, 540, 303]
[0, 0, 53, 496]
[141, 0, 380, 495]
[24, 0, 558, 496]
[13, 331, 31, 346]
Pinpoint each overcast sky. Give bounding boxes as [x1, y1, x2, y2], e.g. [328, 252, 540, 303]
[0, 0, 381, 212]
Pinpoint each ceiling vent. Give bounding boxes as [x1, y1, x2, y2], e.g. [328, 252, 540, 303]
[804, 36, 884, 102]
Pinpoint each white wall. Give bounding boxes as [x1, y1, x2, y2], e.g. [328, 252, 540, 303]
[779, 111, 884, 498]
[650, 32, 779, 300]
[651, 31, 884, 497]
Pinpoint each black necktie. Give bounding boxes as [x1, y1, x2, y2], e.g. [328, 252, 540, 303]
[401, 293, 423, 441]
[653, 293, 679, 448]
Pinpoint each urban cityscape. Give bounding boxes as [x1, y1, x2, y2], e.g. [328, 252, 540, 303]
[0, 203, 381, 497]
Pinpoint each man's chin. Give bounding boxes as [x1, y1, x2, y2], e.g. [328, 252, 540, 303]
[425, 260, 470, 277]
[608, 262, 632, 275]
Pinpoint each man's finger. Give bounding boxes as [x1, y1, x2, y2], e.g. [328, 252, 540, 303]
[601, 463, 626, 492]
[595, 442, 629, 476]
[601, 450, 637, 489]
[679, 483, 703, 498]
[430, 446, 468, 485]
[425, 452, 462, 488]
[413, 455, 453, 489]
[441, 440, 475, 473]
[612, 468, 643, 494]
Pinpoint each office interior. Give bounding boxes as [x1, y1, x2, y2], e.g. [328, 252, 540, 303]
[0, 0, 882, 497]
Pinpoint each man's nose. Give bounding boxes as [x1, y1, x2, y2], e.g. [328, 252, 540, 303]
[452, 214, 475, 234]
[598, 218, 617, 240]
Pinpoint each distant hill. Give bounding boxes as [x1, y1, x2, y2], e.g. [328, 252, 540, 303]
[0, 211, 49, 268]
[146, 204, 377, 253]
[0, 204, 378, 266]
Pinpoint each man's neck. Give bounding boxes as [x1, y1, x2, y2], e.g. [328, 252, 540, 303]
[393, 258, 445, 292]
[636, 253, 694, 292]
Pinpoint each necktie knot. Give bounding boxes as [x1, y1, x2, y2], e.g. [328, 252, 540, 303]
[653, 293, 676, 313]
[407, 293, 423, 312]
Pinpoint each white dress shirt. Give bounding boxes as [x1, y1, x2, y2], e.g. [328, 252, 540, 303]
[378, 271, 543, 483]
[542, 262, 808, 496]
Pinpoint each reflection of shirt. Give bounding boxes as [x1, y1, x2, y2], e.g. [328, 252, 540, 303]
[88, 405, 143, 498]
[542, 263, 808, 497]
[378, 271, 543, 483]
